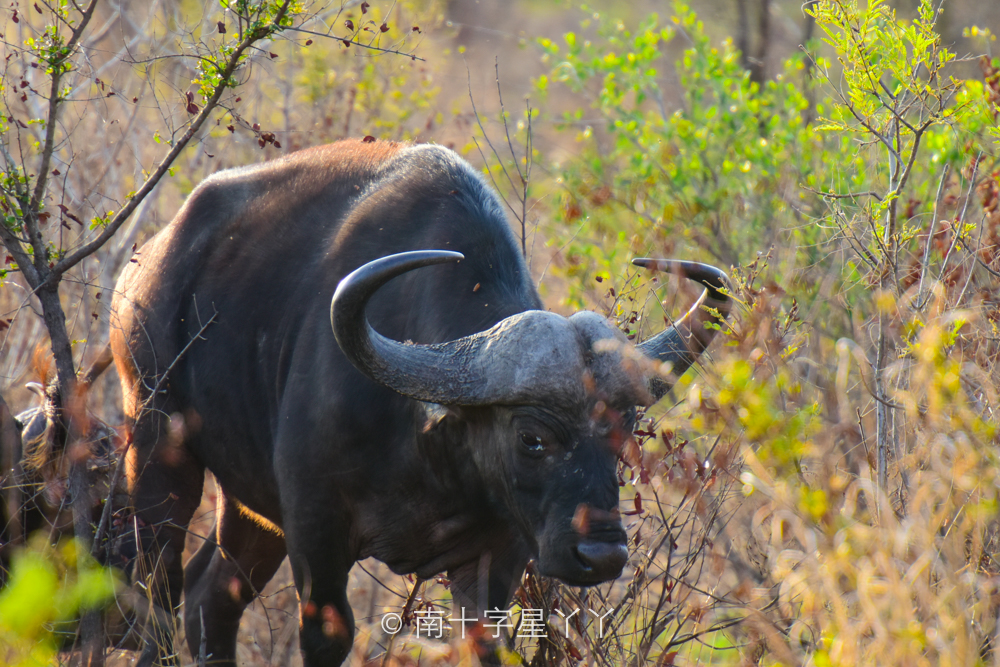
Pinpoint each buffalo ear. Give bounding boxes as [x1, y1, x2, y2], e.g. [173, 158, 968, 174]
[419, 403, 465, 439]
[417, 404, 472, 485]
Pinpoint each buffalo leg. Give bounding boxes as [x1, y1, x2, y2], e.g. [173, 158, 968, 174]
[128, 411, 205, 667]
[284, 526, 355, 666]
[448, 540, 530, 663]
[183, 491, 287, 665]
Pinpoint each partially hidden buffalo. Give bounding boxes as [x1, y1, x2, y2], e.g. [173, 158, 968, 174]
[110, 139, 730, 666]
[1, 347, 129, 585]
[8, 347, 123, 552]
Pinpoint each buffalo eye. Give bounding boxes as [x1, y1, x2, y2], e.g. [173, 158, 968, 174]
[518, 431, 546, 455]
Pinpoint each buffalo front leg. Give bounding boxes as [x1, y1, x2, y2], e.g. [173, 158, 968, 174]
[447, 539, 531, 663]
[183, 491, 287, 665]
[284, 525, 355, 666]
[128, 412, 205, 667]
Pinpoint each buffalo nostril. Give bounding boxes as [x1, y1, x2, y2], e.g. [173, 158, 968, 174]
[575, 541, 628, 575]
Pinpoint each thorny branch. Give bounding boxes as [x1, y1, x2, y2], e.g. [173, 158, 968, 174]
[466, 60, 534, 260]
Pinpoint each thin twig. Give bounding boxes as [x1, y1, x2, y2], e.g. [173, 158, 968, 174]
[466, 67, 520, 201]
[92, 438, 129, 559]
[938, 154, 982, 283]
[381, 576, 424, 667]
[803, 187, 883, 201]
[285, 26, 425, 61]
[29, 0, 102, 218]
[914, 163, 951, 310]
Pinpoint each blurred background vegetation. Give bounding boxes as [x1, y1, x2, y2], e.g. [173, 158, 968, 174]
[2, 0, 1000, 664]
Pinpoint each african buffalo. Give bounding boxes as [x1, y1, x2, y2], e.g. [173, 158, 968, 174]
[12, 388, 123, 546]
[110, 139, 730, 666]
[1, 347, 126, 575]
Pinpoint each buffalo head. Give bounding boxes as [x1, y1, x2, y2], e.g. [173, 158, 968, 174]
[332, 250, 729, 586]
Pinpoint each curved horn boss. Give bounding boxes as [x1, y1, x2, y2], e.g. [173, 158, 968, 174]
[333, 252, 731, 408]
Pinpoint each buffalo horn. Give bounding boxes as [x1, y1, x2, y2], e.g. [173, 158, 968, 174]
[332, 250, 495, 405]
[632, 259, 731, 401]
[334, 251, 604, 406]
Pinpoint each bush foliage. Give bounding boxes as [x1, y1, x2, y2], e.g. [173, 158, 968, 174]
[516, 0, 1000, 664]
[0, 538, 119, 666]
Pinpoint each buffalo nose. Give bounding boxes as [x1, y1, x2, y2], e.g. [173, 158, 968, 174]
[575, 541, 628, 577]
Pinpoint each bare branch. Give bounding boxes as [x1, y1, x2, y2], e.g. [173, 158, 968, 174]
[51, 0, 297, 281]
[914, 162, 950, 310]
[285, 25, 425, 61]
[466, 65, 521, 201]
[29, 0, 101, 215]
[938, 154, 982, 282]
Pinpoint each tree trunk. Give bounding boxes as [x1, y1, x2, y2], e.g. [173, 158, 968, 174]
[35, 283, 104, 663]
[736, 0, 751, 72]
[750, 0, 771, 85]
